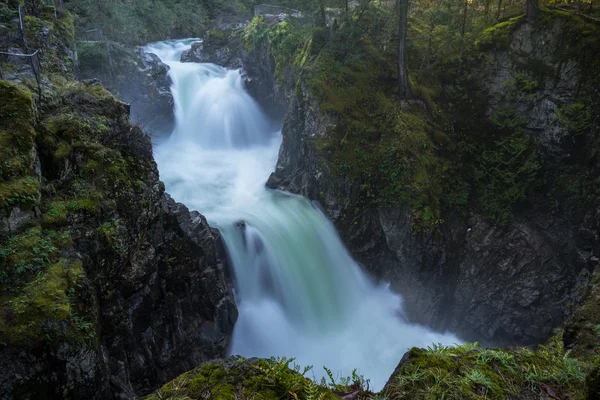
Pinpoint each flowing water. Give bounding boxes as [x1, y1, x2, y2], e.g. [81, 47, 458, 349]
[146, 39, 459, 390]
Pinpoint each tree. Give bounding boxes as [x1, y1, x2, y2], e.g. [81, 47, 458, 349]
[526, 0, 538, 23]
[397, 0, 411, 98]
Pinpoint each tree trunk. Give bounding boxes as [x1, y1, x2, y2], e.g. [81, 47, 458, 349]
[397, 0, 411, 98]
[458, 0, 468, 75]
[526, 0, 538, 23]
[496, 0, 503, 20]
[460, 0, 468, 54]
[345, 0, 349, 15]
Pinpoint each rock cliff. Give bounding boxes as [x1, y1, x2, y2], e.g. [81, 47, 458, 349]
[0, 4, 236, 399]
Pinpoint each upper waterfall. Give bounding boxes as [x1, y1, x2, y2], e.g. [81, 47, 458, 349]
[145, 39, 459, 391]
[148, 40, 271, 148]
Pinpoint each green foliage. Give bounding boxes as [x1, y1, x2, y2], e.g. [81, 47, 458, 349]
[76, 41, 110, 75]
[0, 176, 40, 210]
[145, 357, 370, 400]
[21, 8, 76, 74]
[241, 5, 477, 230]
[42, 198, 100, 227]
[474, 107, 540, 224]
[557, 102, 592, 136]
[386, 342, 588, 399]
[475, 15, 524, 50]
[0, 228, 62, 284]
[0, 258, 90, 346]
[242, 16, 270, 51]
[66, 0, 254, 45]
[511, 72, 538, 93]
[0, 77, 152, 352]
[0, 81, 35, 182]
[587, 357, 600, 400]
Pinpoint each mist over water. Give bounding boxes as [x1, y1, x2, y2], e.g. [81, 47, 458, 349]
[146, 39, 459, 390]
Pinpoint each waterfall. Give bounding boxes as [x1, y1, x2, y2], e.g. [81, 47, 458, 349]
[145, 39, 459, 391]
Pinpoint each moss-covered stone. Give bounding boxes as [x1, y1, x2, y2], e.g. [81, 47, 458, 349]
[42, 198, 100, 227]
[384, 342, 588, 400]
[145, 357, 343, 400]
[0, 259, 84, 346]
[0, 176, 40, 210]
[475, 15, 524, 50]
[0, 81, 36, 182]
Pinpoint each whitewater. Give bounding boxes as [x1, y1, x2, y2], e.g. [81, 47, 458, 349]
[145, 39, 459, 390]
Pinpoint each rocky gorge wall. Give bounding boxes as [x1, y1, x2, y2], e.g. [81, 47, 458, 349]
[0, 4, 236, 399]
[234, 12, 600, 347]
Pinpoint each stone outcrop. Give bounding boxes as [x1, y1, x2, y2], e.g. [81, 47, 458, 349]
[181, 37, 243, 69]
[78, 42, 175, 137]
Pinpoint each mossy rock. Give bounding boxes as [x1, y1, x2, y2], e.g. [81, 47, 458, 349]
[0, 175, 40, 210]
[145, 357, 341, 400]
[42, 198, 100, 227]
[475, 15, 525, 50]
[0, 81, 36, 182]
[0, 259, 82, 345]
[383, 343, 588, 399]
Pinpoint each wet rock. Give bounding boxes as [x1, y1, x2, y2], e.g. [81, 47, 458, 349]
[78, 43, 175, 137]
[181, 34, 243, 69]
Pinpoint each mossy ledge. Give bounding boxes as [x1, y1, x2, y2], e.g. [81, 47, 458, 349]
[147, 338, 597, 400]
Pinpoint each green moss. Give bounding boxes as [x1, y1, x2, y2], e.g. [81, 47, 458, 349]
[0, 81, 35, 182]
[98, 221, 121, 252]
[22, 10, 75, 74]
[146, 357, 345, 400]
[44, 113, 94, 139]
[54, 142, 72, 160]
[242, 16, 269, 52]
[0, 227, 72, 286]
[42, 198, 100, 227]
[0, 259, 84, 346]
[386, 342, 588, 399]
[0, 176, 40, 210]
[475, 15, 524, 50]
[207, 28, 228, 41]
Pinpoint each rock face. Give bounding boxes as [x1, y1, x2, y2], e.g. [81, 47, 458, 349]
[248, 16, 600, 346]
[181, 36, 243, 69]
[78, 42, 175, 137]
[0, 79, 237, 399]
[1, 5, 237, 398]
